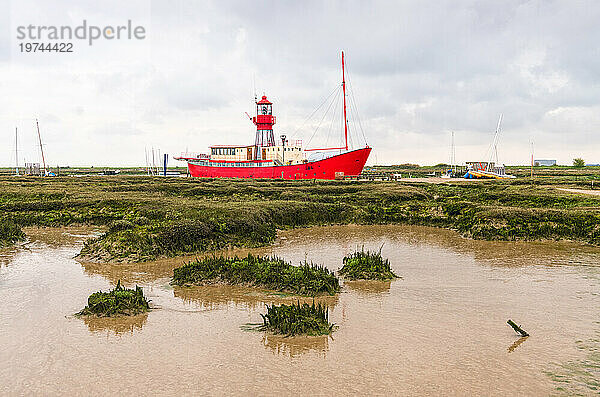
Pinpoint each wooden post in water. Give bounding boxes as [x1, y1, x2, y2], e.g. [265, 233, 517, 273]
[507, 319, 529, 337]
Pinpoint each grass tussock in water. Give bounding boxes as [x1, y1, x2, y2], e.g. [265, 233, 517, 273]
[77, 280, 150, 317]
[339, 247, 398, 280]
[261, 300, 334, 336]
[172, 254, 340, 296]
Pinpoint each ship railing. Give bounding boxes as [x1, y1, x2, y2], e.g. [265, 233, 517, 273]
[286, 139, 303, 147]
[177, 152, 209, 160]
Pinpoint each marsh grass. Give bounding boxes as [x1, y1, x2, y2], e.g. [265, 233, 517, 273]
[259, 300, 334, 336]
[3, 176, 600, 261]
[77, 280, 150, 317]
[0, 220, 25, 247]
[339, 246, 398, 280]
[172, 254, 340, 296]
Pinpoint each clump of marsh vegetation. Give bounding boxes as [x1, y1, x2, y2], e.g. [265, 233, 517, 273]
[172, 254, 340, 296]
[0, 220, 25, 247]
[260, 300, 335, 336]
[339, 246, 398, 280]
[77, 280, 150, 317]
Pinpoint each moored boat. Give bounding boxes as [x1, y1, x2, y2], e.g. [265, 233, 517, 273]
[464, 114, 515, 179]
[176, 52, 371, 180]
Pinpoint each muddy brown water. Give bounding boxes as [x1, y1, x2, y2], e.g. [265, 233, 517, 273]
[1, 225, 598, 395]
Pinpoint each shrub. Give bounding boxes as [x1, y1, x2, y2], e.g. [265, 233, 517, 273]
[573, 158, 585, 168]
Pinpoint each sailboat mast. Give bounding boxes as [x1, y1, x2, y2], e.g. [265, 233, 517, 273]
[15, 127, 19, 175]
[342, 51, 348, 151]
[493, 113, 502, 165]
[35, 119, 47, 175]
[451, 131, 455, 172]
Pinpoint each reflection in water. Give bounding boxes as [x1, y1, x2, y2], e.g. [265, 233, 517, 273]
[23, 226, 104, 248]
[344, 280, 392, 295]
[262, 333, 330, 357]
[381, 225, 600, 269]
[270, 224, 600, 271]
[507, 336, 529, 353]
[173, 284, 340, 312]
[83, 313, 148, 336]
[80, 259, 177, 285]
[79, 225, 600, 290]
[1, 226, 102, 267]
[0, 246, 19, 267]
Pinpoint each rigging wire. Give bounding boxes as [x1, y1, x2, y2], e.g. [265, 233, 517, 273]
[289, 84, 340, 141]
[348, 88, 366, 150]
[305, 85, 341, 148]
[483, 114, 503, 166]
[345, 88, 364, 151]
[345, 67, 368, 146]
[347, 106, 354, 149]
[289, 58, 368, 152]
[324, 86, 342, 149]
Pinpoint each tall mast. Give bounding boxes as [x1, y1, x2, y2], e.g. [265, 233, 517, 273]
[451, 131, 455, 172]
[530, 141, 534, 179]
[493, 113, 502, 165]
[15, 127, 19, 175]
[35, 119, 47, 175]
[342, 51, 348, 151]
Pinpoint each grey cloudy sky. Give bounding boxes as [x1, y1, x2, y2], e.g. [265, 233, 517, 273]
[1, 0, 599, 167]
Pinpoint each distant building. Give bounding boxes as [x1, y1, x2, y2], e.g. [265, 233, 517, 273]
[534, 159, 556, 166]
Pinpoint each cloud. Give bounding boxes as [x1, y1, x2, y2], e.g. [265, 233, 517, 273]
[0, 0, 599, 167]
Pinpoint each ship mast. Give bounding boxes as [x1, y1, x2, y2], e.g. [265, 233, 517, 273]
[304, 51, 352, 152]
[36, 119, 47, 176]
[342, 51, 348, 151]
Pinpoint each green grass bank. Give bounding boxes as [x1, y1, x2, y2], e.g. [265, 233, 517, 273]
[2, 175, 600, 261]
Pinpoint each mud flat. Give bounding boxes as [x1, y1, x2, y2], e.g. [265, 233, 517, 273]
[0, 224, 598, 395]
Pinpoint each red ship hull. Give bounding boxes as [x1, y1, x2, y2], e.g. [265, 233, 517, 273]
[187, 147, 371, 180]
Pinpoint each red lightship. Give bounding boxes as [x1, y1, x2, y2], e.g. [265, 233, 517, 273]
[176, 52, 371, 180]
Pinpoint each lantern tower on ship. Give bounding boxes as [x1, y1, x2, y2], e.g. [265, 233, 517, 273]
[251, 95, 276, 159]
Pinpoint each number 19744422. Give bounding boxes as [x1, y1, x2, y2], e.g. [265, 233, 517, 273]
[19, 42, 73, 53]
